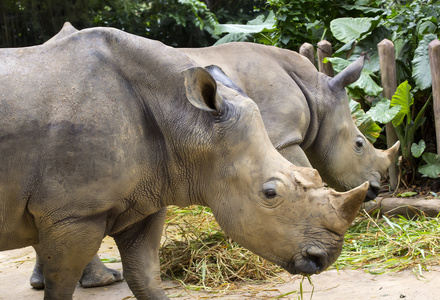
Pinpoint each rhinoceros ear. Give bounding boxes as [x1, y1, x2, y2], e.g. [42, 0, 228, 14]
[328, 53, 366, 91]
[183, 67, 224, 112]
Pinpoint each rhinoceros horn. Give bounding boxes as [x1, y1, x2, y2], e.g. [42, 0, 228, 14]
[328, 53, 367, 91]
[329, 181, 369, 229]
[385, 140, 401, 161]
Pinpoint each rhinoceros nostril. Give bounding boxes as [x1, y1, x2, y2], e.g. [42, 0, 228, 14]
[305, 248, 327, 273]
[293, 247, 328, 275]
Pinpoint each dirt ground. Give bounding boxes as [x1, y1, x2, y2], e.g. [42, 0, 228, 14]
[1, 237, 439, 300]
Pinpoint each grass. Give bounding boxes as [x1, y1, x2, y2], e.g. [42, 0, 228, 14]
[333, 210, 440, 276]
[160, 206, 285, 291]
[159, 206, 440, 293]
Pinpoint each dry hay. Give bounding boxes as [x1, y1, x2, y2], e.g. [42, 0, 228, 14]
[159, 206, 284, 289]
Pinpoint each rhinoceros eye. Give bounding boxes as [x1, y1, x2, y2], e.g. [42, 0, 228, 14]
[355, 137, 365, 152]
[260, 180, 284, 208]
[263, 188, 277, 199]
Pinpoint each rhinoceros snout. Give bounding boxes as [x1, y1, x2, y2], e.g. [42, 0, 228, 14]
[365, 181, 381, 201]
[286, 247, 329, 275]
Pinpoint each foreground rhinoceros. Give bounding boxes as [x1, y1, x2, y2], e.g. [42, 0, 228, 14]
[180, 44, 400, 201]
[0, 26, 368, 299]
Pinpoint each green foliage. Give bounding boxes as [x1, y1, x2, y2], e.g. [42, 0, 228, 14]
[412, 33, 438, 90]
[398, 191, 418, 197]
[266, 0, 365, 50]
[334, 213, 440, 275]
[349, 99, 381, 143]
[91, 0, 219, 47]
[325, 1, 440, 183]
[411, 140, 426, 158]
[390, 81, 413, 127]
[2, 0, 267, 48]
[330, 17, 377, 43]
[214, 11, 276, 45]
[418, 153, 440, 178]
[367, 98, 400, 124]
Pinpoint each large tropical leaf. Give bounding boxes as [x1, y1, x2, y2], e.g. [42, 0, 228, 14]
[351, 26, 390, 74]
[390, 81, 413, 127]
[349, 99, 381, 143]
[326, 57, 383, 96]
[412, 34, 438, 90]
[214, 11, 275, 35]
[418, 152, 440, 178]
[348, 70, 383, 96]
[367, 98, 401, 124]
[330, 17, 374, 43]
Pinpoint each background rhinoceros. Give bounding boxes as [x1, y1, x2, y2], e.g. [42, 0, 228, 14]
[0, 26, 368, 299]
[180, 43, 400, 201]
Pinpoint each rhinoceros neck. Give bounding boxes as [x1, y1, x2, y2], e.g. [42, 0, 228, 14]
[281, 60, 326, 151]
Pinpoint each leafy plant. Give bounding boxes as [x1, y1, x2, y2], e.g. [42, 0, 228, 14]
[327, 1, 440, 184]
[418, 153, 440, 178]
[213, 11, 276, 45]
[366, 81, 433, 182]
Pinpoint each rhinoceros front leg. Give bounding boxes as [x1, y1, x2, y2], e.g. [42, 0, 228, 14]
[113, 207, 168, 300]
[35, 218, 106, 299]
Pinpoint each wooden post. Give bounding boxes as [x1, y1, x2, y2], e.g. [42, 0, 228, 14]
[299, 42, 316, 67]
[429, 39, 440, 155]
[378, 39, 399, 190]
[317, 40, 334, 77]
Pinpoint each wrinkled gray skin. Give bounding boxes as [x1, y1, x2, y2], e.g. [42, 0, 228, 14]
[1, 26, 369, 299]
[180, 44, 400, 200]
[31, 22, 398, 291]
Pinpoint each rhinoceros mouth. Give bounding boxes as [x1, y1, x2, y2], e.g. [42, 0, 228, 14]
[269, 247, 329, 275]
[365, 180, 381, 201]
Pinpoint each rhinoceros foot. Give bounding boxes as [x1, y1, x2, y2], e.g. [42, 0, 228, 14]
[79, 255, 124, 288]
[30, 253, 123, 289]
[30, 262, 45, 289]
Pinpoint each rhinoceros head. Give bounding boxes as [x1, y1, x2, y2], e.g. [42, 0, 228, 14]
[183, 66, 368, 275]
[308, 55, 400, 200]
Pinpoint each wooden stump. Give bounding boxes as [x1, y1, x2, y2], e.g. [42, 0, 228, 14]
[299, 42, 316, 67]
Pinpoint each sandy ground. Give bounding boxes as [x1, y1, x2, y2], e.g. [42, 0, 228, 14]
[1, 237, 439, 300]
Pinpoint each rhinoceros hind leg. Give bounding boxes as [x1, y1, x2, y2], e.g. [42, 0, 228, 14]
[79, 254, 124, 288]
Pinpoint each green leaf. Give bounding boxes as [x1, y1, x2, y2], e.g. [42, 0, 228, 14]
[214, 32, 252, 45]
[213, 11, 275, 35]
[326, 57, 382, 96]
[398, 191, 418, 198]
[411, 140, 426, 158]
[391, 81, 413, 127]
[418, 153, 440, 178]
[412, 34, 437, 90]
[324, 57, 350, 73]
[348, 70, 382, 96]
[330, 17, 374, 43]
[367, 98, 401, 124]
[349, 99, 381, 143]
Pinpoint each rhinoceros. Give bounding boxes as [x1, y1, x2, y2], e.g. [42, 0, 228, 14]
[180, 43, 400, 200]
[0, 26, 368, 299]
